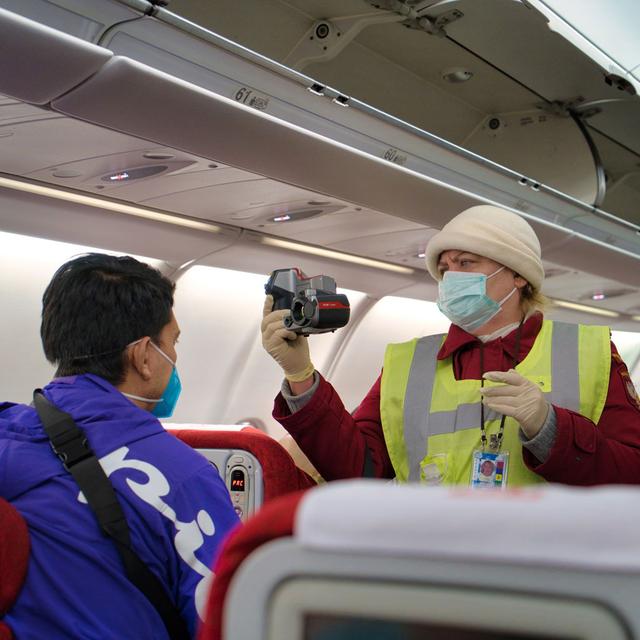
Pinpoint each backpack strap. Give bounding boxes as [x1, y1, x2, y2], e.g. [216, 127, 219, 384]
[33, 390, 190, 640]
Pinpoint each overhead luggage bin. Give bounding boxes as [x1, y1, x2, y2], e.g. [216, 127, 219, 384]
[0, 7, 112, 105]
[57, 5, 640, 264]
[0, 3, 639, 290]
[0, 0, 149, 42]
[96, 12, 600, 217]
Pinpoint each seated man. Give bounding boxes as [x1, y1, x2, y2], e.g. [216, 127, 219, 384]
[0, 254, 239, 639]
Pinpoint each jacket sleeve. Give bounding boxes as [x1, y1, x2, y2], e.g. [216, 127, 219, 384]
[273, 373, 395, 481]
[523, 343, 640, 485]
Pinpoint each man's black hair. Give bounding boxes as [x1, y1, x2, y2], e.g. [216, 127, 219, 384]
[41, 253, 176, 385]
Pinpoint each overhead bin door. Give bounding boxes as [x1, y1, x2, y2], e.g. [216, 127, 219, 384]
[0, 0, 148, 42]
[0, 6, 112, 104]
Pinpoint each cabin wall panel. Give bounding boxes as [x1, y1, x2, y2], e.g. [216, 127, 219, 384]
[0, 231, 161, 403]
[328, 296, 450, 413]
[0, 187, 239, 266]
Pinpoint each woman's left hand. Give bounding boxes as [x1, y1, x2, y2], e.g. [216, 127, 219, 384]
[480, 369, 550, 439]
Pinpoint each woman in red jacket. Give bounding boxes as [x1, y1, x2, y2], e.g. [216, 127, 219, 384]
[261, 205, 640, 486]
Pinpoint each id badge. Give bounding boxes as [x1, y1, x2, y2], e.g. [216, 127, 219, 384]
[470, 450, 509, 489]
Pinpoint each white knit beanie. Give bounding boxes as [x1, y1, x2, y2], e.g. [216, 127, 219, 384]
[425, 205, 544, 290]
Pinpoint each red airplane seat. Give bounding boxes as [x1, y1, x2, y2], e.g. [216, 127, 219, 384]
[197, 489, 308, 640]
[0, 498, 30, 640]
[168, 426, 315, 502]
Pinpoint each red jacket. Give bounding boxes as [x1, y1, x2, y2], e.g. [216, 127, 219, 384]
[274, 313, 640, 485]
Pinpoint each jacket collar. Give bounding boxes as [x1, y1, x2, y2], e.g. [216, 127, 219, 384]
[437, 312, 544, 361]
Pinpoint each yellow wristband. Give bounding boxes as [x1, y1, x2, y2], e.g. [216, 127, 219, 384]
[285, 363, 316, 383]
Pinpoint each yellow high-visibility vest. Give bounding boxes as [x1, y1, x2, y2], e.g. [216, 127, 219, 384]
[380, 320, 610, 485]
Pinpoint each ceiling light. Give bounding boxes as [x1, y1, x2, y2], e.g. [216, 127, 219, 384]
[550, 299, 619, 318]
[261, 237, 415, 274]
[272, 214, 291, 222]
[101, 165, 168, 182]
[591, 292, 606, 301]
[0, 175, 221, 234]
[107, 171, 129, 182]
[417, 252, 426, 259]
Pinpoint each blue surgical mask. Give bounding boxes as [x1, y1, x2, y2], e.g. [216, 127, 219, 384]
[123, 341, 182, 418]
[437, 267, 516, 333]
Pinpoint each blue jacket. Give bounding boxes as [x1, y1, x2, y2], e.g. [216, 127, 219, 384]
[0, 374, 240, 639]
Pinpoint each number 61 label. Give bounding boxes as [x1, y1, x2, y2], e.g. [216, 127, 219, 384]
[232, 86, 270, 112]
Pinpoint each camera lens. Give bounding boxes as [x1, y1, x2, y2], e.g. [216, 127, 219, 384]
[303, 300, 316, 319]
[488, 117, 501, 130]
[291, 299, 307, 324]
[315, 23, 330, 39]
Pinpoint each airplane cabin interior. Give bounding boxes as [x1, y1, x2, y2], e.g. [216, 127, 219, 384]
[1, 1, 640, 639]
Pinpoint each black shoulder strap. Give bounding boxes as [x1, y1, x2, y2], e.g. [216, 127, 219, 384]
[33, 390, 190, 640]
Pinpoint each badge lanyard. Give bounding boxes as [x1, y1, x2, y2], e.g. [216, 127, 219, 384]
[478, 320, 523, 452]
[470, 320, 524, 489]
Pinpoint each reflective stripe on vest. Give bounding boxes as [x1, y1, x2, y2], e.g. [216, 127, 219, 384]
[380, 320, 610, 484]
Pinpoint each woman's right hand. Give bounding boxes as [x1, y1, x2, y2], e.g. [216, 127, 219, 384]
[261, 295, 315, 382]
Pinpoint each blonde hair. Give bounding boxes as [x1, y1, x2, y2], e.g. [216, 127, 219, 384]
[520, 281, 547, 315]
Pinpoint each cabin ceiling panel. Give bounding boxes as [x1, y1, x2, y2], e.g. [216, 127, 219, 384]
[266, 210, 424, 245]
[92, 165, 260, 201]
[29, 158, 257, 201]
[542, 233, 640, 289]
[51, 56, 478, 230]
[328, 228, 438, 272]
[197, 231, 424, 298]
[0, 186, 240, 266]
[0, 99, 63, 126]
[140, 180, 316, 221]
[0, 6, 112, 105]
[542, 270, 640, 315]
[0, 117, 153, 175]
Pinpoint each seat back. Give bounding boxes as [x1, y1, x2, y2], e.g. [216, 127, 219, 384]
[0, 498, 30, 640]
[166, 425, 314, 521]
[205, 481, 640, 640]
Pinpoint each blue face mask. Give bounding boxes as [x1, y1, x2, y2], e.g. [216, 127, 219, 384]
[123, 341, 182, 419]
[437, 267, 516, 333]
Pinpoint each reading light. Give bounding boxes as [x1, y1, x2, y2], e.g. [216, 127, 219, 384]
[261, 237, 415, 274]
[108, 172, 130, 182]
[0, 175, 221, 234]
[550, 299, 619, 318]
